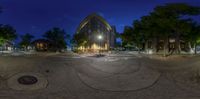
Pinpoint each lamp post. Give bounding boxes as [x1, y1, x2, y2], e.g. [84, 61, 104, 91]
[97, 35, 103, 55]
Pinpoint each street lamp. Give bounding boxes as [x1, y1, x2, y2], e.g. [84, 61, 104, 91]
[98, 35, 103, 40]
[97, 35, 103, 55]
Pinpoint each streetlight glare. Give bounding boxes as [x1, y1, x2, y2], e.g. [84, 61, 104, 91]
[98, 35, 103, 40]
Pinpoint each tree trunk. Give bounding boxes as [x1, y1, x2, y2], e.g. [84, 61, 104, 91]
[179, 43, 181, 53]
[188, 42, 192, 53]
[26, 46, 28, 51]
[0, 47, 2, 54]
[145, 41, 149, 54]
[163, 44, 166, 57]
[163, 37, 169, 57]
[175, 35, 181, 54]
[188, 42, 192, 50]
[194, 43, 197, 55]
[137, 44, 141, 54]
[152, 37, 157, 53]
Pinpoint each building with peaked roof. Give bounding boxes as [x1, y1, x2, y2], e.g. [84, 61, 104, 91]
[32, 39, 50, 51]
[76, 13, 116, 52]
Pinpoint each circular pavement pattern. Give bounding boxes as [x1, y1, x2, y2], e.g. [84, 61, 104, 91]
[167, 60, 200, 93]
[169, 69, 200, 93]
[7, 72, 48, 91]
[77, 56, 160, 91]
[90, 57, 140, 74]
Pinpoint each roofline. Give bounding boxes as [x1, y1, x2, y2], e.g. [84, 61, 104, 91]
[76, 13, 112, 34]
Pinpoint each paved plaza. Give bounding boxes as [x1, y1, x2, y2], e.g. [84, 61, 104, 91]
[0, 52, 200, 99]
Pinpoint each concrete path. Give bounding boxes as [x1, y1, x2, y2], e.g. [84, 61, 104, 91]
[75, 56, 160, 91]
[0, 52, 200, 99]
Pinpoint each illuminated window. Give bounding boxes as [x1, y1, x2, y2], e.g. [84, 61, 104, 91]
[40, 43, 43, 48]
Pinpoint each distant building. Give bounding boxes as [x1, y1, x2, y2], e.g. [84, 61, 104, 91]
[76, 13, 116, 52]
[32, 39, 50, 51]
[0, 41, 14, 51]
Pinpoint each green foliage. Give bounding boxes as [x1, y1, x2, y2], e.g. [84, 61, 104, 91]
[0, 24, 17, 46]
[115, 32, 121, 38]
[121, 3, 200, 51]
[150, 3, 200, 38]
[192, 24, 200, 44]
[19, 33, 34, 48]
[43, 27, 69, 51]
[154, 3, 200, 17]
[73, 32, 89, 47]
[121, 26, 134, 46]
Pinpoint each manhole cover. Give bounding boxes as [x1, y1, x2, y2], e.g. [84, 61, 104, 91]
[8, 72, 48, 90]
[18, 75, 38, 85]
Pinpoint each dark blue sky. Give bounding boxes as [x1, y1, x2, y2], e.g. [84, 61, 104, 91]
[0, 0, 200, 39]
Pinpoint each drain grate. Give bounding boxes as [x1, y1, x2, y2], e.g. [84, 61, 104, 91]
[18, 75, 38, 85]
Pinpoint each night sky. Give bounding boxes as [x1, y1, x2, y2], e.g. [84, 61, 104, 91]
[0, 0, 200, 40]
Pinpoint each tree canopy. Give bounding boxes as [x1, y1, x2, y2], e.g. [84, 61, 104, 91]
[19, 33, 34, 49]
[43, 27, 69, 51]
[0, 25, 17, 46]
[121, 26, 134, 46]
[73, 32, 89, 47]
[121, 3, 200, 55]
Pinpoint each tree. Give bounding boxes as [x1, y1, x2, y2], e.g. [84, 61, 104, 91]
[151, 3, 200, 55]
[19, 33, 34, 50]
[121, 26, 134, 47]
[125, 3, 200, 56]
[0, 24, 17, 46]
[73, 32, 89, 48]
[183, 21, 200, 54]
[43, 27, 69, 52]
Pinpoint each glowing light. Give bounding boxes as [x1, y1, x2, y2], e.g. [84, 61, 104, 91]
[91, 43, 99, 50]
[105, 43, 108, 50]
[147, 49, 153, 54]
[190, 48, 195, 54]
[98, 35, 103, 40]
[77, 43, 108, 52]
[7, 47, 12, 51]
